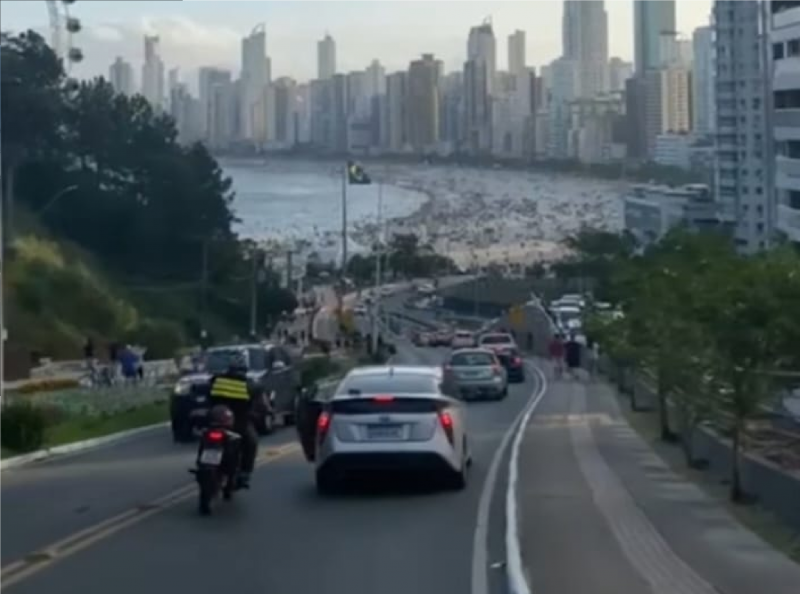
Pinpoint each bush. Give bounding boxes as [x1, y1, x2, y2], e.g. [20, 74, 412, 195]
[11, 377, 80, 395]
[1, 402, 49, 452]
[299, 356, 342, 387]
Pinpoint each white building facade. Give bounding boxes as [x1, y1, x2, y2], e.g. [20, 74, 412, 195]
[770, 0, 800, 244]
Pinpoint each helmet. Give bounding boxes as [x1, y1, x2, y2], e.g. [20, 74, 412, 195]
[227, 350, 248, 373]
[208, 404, 234, 428]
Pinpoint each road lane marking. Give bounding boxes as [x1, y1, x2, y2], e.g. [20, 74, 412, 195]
[471, 362, 547, 594]
[504, 365, 549, 594]
[1, 442, 300, 589]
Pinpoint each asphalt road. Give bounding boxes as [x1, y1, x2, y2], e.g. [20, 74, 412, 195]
[1, 338, 539, 594]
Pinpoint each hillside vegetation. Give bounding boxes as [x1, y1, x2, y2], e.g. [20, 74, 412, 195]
[1, 31, 296, 377]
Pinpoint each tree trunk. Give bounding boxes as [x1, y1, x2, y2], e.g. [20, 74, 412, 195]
[730, 424, 743, 502]
[657, 374, 677, 442]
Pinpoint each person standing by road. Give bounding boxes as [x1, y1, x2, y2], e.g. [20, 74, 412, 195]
[564, 332, 583, 381]
[548, 333, 565, 379]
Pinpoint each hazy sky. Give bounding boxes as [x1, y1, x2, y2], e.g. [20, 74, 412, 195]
[1, 0, 712, 88]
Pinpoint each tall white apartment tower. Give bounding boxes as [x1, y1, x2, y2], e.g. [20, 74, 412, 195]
[714, 0, 773, 252]
[692, 25, 715, 138]
[563, 0, 609, 98]
[141, 35, 165, 110]
[770, 0, 800, 245]
[318, 34, 336, 80]
[508, 30, 526, 77]
[109, 57, 134, 96]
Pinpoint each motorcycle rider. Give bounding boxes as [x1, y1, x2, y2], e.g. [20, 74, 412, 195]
[208, 351, 258, 488]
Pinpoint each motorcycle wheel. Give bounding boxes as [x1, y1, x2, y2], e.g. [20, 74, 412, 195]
[197, 466, 219, 516]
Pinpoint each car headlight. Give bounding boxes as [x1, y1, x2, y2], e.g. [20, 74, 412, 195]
[173, 381, 192, 396]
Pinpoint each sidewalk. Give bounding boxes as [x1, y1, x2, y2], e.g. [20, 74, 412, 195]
[515, 375, 800, 594]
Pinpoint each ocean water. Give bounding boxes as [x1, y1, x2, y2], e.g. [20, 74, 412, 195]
[223, 162, 427, 246]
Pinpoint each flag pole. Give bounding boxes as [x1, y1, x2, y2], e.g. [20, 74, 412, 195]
[371, 180, 384, 355]
[337, 163, 347, 331]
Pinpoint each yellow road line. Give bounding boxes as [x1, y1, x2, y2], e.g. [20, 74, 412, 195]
[1, 443, 301, 589]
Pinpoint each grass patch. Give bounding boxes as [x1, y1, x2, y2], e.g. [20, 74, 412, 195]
[1, 401, 168, 459]
[610, 381, 800, 564]
[44, 401, 168, 448]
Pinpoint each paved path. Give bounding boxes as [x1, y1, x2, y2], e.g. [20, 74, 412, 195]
[1, 338, 535, 594]
[516, 376, 800, 594]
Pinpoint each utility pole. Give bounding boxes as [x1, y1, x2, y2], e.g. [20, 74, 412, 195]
[249, 250, 259, 338]
[200, 238, 209, 340]
[371, 181, 384, 354]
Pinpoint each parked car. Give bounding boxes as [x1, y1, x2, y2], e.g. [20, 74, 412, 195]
[431, 328, 454, 347]
[443, 348, 508, 400]
[495, 347, 525, 383]
[412, 331, 432, 347]
[169, 343, 299, 442]
[295, 365, 471, 494]
[477, 332, 517, 352]
[451, 330, 476, 349]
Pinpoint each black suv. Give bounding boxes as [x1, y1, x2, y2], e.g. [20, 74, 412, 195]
[169, 343, 300, 442]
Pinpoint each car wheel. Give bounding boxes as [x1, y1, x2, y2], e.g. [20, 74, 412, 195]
[315, 470, 338, 496]
[255, 409, 275, 436]
[448, 458, 468, 491]
[171, 418, 193, 443]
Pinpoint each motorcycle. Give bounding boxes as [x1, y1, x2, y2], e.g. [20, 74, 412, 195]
[190, 404, 243, 516]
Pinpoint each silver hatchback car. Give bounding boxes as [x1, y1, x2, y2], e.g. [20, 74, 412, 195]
[306, 366, 471, 495]
[443, 348, 508, 401]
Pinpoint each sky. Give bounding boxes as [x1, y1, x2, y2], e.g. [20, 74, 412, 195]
[1, 0, 712, 89]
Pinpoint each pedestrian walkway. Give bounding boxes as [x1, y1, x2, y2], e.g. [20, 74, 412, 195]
[515, 375, 800, 594]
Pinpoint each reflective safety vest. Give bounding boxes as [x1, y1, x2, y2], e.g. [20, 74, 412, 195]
[210, 376, 250, 400]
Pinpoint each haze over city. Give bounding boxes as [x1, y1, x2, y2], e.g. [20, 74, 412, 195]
[1, 0, 711, 86]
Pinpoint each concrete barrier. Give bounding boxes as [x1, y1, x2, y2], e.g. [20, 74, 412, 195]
[624, 373, 800, 532]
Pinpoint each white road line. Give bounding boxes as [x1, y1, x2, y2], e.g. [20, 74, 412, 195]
[504, 365, 548, 594]
[471, 362, 548, 594]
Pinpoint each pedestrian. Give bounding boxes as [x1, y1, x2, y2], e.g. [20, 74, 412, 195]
[548, 333, 565, 379]
[564, 332, 583, 381]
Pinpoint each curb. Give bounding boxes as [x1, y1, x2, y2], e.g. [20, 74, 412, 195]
[0, 422, 169, 471]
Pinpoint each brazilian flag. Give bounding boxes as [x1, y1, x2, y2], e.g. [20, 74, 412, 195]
[347, 161, 372, 185]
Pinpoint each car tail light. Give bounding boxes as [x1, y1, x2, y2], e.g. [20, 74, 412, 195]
[513, 357, 522, 366]
[373, 395, 394, 403]
[438, 410, 455, 445]
[206, 429, 225, 443]
[317, 411, 331, 442]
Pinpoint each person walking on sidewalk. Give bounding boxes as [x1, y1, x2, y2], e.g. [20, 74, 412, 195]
[548, 333, 565, 379]
[564, 331, 583, 381]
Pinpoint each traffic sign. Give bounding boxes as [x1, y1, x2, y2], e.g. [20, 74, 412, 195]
[509, 305, 524, 330]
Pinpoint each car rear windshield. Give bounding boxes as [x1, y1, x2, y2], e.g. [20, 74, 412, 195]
[450, 352, 495, 366]
[331, 397, 443, 415]
[336, 374, 439, 396]
[204, 349, 245, 374]
[481, 334, 512, 345]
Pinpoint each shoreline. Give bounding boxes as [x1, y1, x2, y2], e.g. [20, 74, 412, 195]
[220, 157, 624, 268]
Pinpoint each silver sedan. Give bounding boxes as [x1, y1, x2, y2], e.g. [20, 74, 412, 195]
[442, 348, 508, 401]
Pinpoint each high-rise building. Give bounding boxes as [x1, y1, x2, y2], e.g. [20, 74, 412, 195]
[199, 67, 233, 142]
[714, 0, 772, 252]
[385, 71, 408, 152]
[508, 30, 526, 77]
[109, 57, 134, 96]
[365, 59, 387, 98]
[547, 57, 579, 158]
[770, 0, 800, 245]
[563, 0, 609, 98]
[318, 33, 336, 80]
[468, 20, 497, 96]
[407, 54, 442, 151]
[633, 0, 677, 73]
[273, 77, 297, 145]
[141, 35, 165, 110]
[608, 57, 634, 92]
[240, 25, 270, 144]
[692, 25, 715, 138]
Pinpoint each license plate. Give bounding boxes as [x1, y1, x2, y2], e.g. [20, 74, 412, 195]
[199, 448, 223, 465]
[191, 408, 208, 418]
[367, 424, 403, 440]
